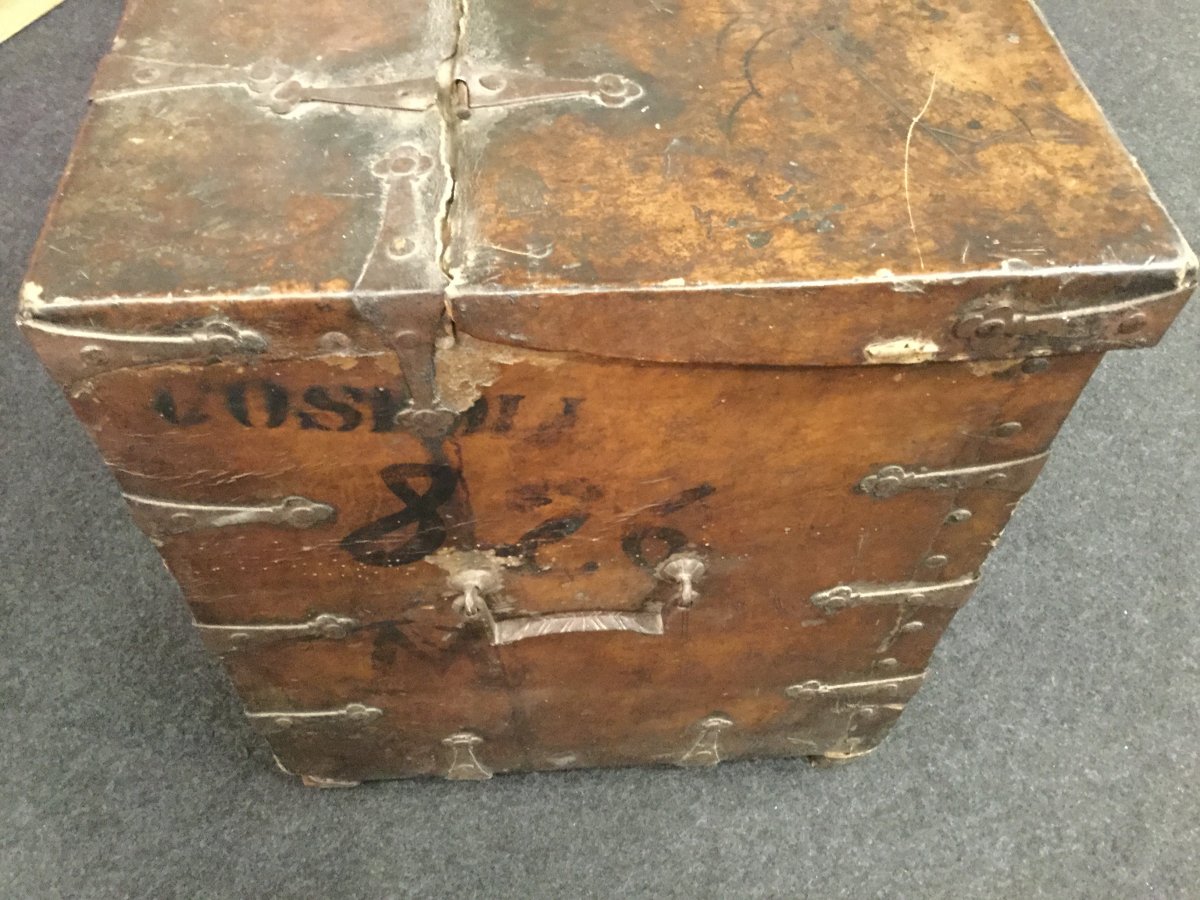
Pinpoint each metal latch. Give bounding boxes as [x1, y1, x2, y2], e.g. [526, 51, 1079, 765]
[125, 493, 334, 539]
[856, 452, 1048, 499]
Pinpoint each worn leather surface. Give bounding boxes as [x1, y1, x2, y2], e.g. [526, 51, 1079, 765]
[2, 0, 1198, 895]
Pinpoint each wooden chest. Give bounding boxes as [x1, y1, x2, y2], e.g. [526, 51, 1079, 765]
[19, 0, 1195, 785]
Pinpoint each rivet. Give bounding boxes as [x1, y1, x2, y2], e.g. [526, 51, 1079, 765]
[389, 155, 417, 175]
[80, 344, 107, 365]
[477, 73, 506, 92]
[977, 318, 1007, 337]
[391, 329, 423, 349]
[900, 621, 925, 633]
[317, 331, 353, 353]
[1118, 313, 1147, 335]
[249, 60, 275, 81]
[945, 508, 973, 524]
[984, 473, 1008, 486]
[992, 421, 1022, 437]
[923, 554, 949, 568]
[596, 73, 623, 94]
[1021, 358, 1050, 374]
[877, 658, 898, 670]
[387, 235, 413, 258]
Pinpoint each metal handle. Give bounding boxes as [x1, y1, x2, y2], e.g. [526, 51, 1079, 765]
[446, 552, 707, 645]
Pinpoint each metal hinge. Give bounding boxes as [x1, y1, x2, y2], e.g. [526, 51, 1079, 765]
[453, 61, 644, 113]
[196, 614, 357, 654]
[953, 288, 1183, 355]
[856, 452, 1048, 499]
[810, 576, 979, 613]
[125, 493, 334, 539]
[20, 315, 266, 381]
[92, 54, 644, 116]
[91, 55, 439, 113]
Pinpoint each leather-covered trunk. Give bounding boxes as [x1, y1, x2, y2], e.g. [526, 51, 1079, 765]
[17, 0, 1195, 784]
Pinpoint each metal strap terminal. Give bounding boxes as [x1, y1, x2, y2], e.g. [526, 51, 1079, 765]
[125, 493, 334, 538]
[455, 62, 644, 110]
[20, 315, 265, 381]
[856, 453, 1048, 499]
[953, 288, 1187, 355]
[810, 576, 979, 612]
[246, 703, 383, 732]
[785, 673, 927, 703]
[196, 614, 357, 654]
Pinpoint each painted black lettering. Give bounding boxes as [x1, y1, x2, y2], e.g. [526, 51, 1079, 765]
[650, 483, 716, 516]
[492, 394, 525, 433]
[341, 464, 460, 567]
[495, 514, 589, 571]
[225, 380, 288, 428]
[528, 397, 584, 447]
[621, 526, 688, 569]
[297, 386, 364, 432]
[151, 387, 209, 426]
[343, 386, 409, 433]
[462, 397, 489, 434]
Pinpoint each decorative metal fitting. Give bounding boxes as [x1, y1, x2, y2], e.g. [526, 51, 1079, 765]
[448, 568, 505, 620]
[124, 493, 335, 538]
[952, 288, 1183, 355]
[856, 452, 1048, 499]
[455, 62, 645, 110]
[244, 59, 438, 114]
[443, 732, 492, 781]
[196, 613, 358, 654]
[246, 703, 383, 731]
[92, 54, 438, 115]
[678, 715, 734, 767]
[21, 315, 266, 380]
[657, 553, 707, 607]
[810, 575, 979, 613]
[435, 550, 706, 646]
[784, 673, 926, 703]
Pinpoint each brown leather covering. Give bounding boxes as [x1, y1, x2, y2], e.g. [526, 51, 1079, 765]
[16, 0, 1194, 782]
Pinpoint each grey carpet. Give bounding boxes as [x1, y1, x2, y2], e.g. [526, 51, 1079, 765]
[1, 1, 1197, 897]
